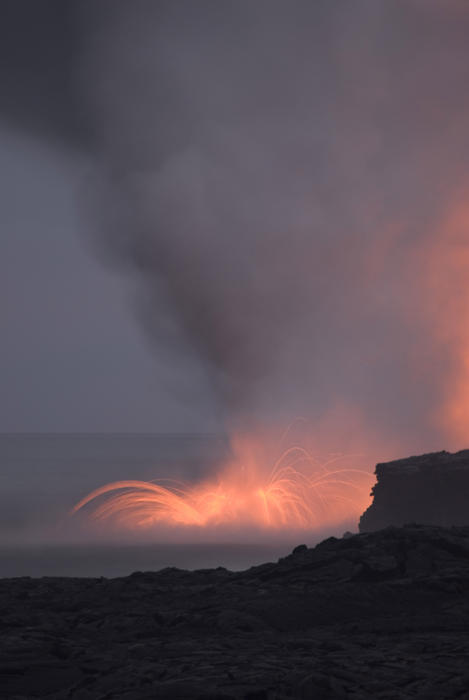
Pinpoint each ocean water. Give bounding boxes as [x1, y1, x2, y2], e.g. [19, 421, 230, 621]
[0, 542, 294, 578]
[0, 434, 311, 577]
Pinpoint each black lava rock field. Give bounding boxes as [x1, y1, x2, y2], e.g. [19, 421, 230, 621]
[3, 525, 469, 699]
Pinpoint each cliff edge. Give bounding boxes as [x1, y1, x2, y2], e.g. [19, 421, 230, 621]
[359, 449, 469, 532]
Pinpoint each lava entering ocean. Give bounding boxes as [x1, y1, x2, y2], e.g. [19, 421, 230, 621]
[72, 439, 373, 534]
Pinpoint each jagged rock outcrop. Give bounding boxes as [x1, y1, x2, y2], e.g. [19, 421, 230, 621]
[3, 524, 469, 698]
[359, 449, 469, 532]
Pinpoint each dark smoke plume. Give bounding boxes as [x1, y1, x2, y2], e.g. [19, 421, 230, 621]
[77, 1, 469, 449]
[4, 1, 469, 451]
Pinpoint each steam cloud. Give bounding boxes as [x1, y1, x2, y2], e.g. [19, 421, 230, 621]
[74, 0, 469, 452]
[6, 1, 467, 453]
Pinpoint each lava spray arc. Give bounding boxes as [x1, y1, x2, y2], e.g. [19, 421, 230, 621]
[71, 439, 374, 533]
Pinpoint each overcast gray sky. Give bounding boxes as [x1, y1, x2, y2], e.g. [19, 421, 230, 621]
[0, 124, 220, 432]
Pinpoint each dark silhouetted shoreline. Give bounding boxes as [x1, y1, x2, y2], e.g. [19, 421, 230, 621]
[2, 524, 469, 699]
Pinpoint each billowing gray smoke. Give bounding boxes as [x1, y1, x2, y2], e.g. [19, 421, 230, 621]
[76, 1, 469, 446]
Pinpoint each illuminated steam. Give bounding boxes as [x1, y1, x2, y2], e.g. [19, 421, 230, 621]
[72, 440, 373, 533]
[76, 1, 469, 452]
[69, 2, 469, 535]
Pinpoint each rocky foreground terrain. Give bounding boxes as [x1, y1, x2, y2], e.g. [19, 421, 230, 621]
[3, 525, 469, 699]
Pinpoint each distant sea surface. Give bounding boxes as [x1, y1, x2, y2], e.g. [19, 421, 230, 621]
[0, 542, 293, 578]
[0, 434, 306, 577]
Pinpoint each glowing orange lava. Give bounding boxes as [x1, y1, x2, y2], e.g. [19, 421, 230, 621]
[72, 442, 374, 532]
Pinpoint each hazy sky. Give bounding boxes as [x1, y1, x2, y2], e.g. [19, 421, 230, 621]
[1, 1, 223, 433]
[2, 1, 469, 455]
[0, 127, 220, 432]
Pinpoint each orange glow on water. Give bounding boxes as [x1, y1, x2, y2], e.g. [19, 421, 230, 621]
[72, 440, 373, 533]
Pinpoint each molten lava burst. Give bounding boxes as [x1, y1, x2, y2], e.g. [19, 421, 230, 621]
[72, 441, 374, 532]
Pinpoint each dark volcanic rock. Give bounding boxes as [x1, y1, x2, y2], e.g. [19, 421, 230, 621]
[359, 449, 469, 532]
[2, 526, 469, 698]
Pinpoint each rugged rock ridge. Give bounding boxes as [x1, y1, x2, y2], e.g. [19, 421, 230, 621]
[3, 524, 469, 699]
[359, 449, 469, 532]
